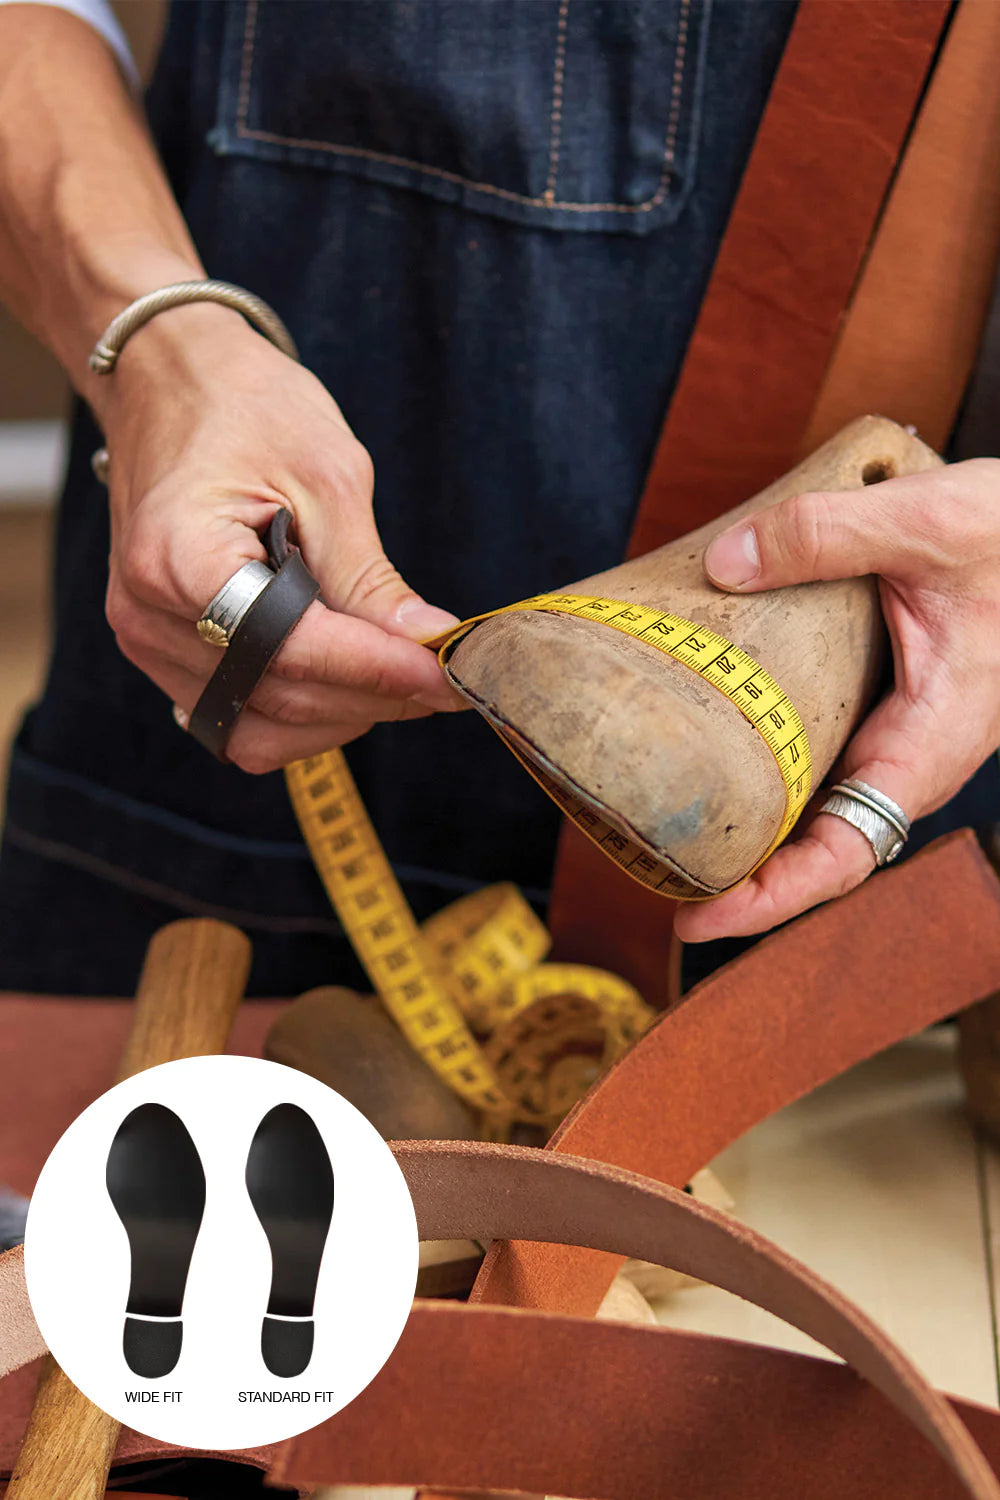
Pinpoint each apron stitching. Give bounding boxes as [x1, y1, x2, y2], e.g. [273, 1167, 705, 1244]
[236, 0, 259, 136]
[543, 0, 571, 205]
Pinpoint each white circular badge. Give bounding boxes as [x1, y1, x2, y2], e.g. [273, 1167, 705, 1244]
[24, 1055, 418, 1449]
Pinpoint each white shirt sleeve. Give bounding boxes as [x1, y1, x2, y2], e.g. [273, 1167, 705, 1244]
[0, 0, 140, 90]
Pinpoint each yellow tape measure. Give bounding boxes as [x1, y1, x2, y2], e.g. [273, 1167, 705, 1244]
[287, 593, 811, 1121]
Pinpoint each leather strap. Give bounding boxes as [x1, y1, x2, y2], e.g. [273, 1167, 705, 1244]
[475, 831, 1000, 1315]
[188, 509, 319, 760]
[276, 1304, 1000, 1499]
[271, 1140, 1000, 1498]
[0, 1253, 35, 1385]
[4, 1140, 1000, 1497]
[800, 0, 1000, 454]
[625, 0, 950, 558]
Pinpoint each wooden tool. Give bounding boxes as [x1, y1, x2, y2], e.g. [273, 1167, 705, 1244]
[266, 986, 479, 1141]
[447, 416, 942, 896]
[6, 919, 251, 1500]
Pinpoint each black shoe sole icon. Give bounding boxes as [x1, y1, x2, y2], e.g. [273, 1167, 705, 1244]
[245, 1103, 334, 1378]
[106, 1103, 206, 1378]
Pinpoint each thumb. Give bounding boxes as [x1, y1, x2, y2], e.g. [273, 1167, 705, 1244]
[703, 487, 901, 594]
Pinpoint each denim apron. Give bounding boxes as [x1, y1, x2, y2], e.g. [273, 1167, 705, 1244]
[1, 0, 994, 999]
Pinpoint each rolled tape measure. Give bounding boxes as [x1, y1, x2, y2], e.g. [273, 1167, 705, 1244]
[287, 752, 652, 1123]
[287, 594, 811, 1122]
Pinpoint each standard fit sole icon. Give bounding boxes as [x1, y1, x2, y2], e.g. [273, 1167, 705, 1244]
[106, 1104, 206, 1378]
[245, 1103, 334, 1378]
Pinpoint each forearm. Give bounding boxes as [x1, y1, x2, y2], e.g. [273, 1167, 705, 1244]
[0, 3, 207, 420]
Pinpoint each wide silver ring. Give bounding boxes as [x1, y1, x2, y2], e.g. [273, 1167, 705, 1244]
[819, 777, 911, 868]
[196, 560, 274, 647]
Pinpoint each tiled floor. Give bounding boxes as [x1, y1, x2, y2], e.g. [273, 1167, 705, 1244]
[0, 505, 996, 1500]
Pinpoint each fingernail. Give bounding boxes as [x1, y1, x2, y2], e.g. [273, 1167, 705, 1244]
[172, 704, 189, 731]
[395, 598, 461, 641]
[705, 525, 760, 589]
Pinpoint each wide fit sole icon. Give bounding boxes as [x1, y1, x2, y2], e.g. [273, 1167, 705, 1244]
[106, 1103, 206, 1379]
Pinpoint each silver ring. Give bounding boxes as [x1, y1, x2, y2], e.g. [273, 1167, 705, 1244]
[196, 561, 274, 647]
[819, 777, 911, 867]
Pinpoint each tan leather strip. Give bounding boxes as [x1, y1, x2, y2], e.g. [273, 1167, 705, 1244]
[4, 1301, 998, 1499]
[0, 1255, 38, 1385]
[474, 832, 1000, 1317]
[624, 0, 949, 558]
[801, 0, 1000, 454]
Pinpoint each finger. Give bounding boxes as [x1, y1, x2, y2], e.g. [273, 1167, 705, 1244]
[674, 681, 953, 942]
[117, 494, 280, 618]
[290, 445, 461, 642]
[122, 483, 460, 651]
[702, 468, 953, 594]
[159, 666, 402, 776]
[114, 586, 465, 714]
[271, 601, 464, 711]
[122, 606, 443, 726]
[672, 811, 876, 941]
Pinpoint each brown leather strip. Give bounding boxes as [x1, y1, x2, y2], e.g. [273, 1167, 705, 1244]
[189, 511, 320, 762]
[268, 1141, 1000, 1498]
[547, 820, 680, 1006]
[474, 831, 1000, 1317]
[4, 1142, 1000, 1497]
[625, 0, 950, 558]
[4, 1297, 998, 1498]
[546, 0, 951, 1015]
[800, 0, 1000, 454]
[274, 1307, 1000, 1499]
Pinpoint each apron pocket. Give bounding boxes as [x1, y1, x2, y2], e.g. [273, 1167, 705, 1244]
[209, 0, 712, 235]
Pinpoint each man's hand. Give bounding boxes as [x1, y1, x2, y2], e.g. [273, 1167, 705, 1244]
[102, 306, 462, 774]
[674, 458, 1000, 942]
[0, 6, 461, 775]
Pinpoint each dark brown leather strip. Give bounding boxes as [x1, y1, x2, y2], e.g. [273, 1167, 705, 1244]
[474, 832, 1000, 1317]
[189, 511, 320, 761]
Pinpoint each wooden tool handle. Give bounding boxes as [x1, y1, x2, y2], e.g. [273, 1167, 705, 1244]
[7, 919, 251, 1500]
[116, 917, 252, 1080]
